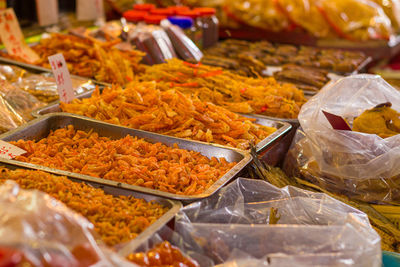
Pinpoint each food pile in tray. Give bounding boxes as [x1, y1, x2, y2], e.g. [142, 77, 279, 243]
[10, 125, 236, 195]
[202, 39, 368, 92]
[139, 59, 306, 118]
[0, 168, 169, 246]
[60, 83, 278, 149]
[0, 33, 145, 84]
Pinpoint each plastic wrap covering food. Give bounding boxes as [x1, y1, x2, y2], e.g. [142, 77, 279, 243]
[0, 80, 46, 121]
[0, 64, 28, 82]
[174, 178, 381, 267]
[370, 0, 400, 30]
[276, 0, 335, 38]
[0, 94, 24, 133]
[0, 180, 137, 267]
[284, 74, 400, 204]
[14, 73, 96, 103]
[318, 0, 393, 40]
[223, 0, 290, 31]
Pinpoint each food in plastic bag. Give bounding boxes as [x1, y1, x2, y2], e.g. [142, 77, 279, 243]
[352, 102, 400, 138]
[276, 0, 335, 38]
[224, 0, 290, 31]
[175, 178, 381, 266]
[284, 74, 400, 204]
[0, 64, 28, 82]
[0, 80, 46, 121]
[0, 94, 24, 133]
[318, 0, 393, 40]
[0, 180, 136, 267]
[0, 168, 169, 247]
[370, 0, 400, 30]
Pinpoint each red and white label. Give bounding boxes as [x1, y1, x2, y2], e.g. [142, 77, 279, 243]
[36, 0, 59, 26]
[0, 140, 26, 159]
[76, 0, 104, 21]
[48, 53, 75, 103]
[0, 8, 39, 63]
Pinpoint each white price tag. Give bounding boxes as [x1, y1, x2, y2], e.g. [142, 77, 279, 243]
[0, 8, 39, 63]
[36, 0, 59, 26]
[76, 0, 104, 21]
[0, 140, 26, 159]
[48, 53, 75, 103]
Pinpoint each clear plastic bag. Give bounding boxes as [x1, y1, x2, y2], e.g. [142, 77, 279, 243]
[285, 74, 400, 204]
[175, 178, 381, 267]
[0, 94, 24, 133]
[0, 180, 136, 267]
[318, 0, 393, 40]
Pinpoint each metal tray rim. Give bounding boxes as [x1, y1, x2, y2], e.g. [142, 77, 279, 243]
[0, 159, 182, 251]
[0, 113, 252, 201]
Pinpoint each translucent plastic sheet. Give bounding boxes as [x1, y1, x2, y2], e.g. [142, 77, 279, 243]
[284, 74, 400, 204]
[0, 180, 136, 267]
[318, 0, 393, 40]
[0, 94, 24, 133]
[0, 80, 46, 121]
[174, 178, 381, 267]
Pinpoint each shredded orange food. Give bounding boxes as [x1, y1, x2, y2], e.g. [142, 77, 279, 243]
[139, 58, 306, 119]
[0, 33, 145, 85]
[11, 126, 236, 195]
[60, 82, 276, 150]
[0, 168, 169, 246]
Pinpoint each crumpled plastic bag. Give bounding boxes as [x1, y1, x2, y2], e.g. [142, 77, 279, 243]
[0, 180, 137, 267]
[175, 178, 381, 267]
[284, 74, 400, 204]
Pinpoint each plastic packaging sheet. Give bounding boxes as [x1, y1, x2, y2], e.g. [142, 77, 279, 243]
[0, 94, 24, 133]
[284, 74, 400, 204]
[0, 180, 136, 267]
[174, 178, 381, 267]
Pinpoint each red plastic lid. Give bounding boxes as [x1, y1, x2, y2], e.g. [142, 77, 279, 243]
[123, 10, 147, 22]
[133, 3, 155, 11]
[193, 7, 216, 16]
[150, 8, 174, 16]
[168, 6, 190, 14]
[144, 14, 167, 24]
[176, 10, 200, 19]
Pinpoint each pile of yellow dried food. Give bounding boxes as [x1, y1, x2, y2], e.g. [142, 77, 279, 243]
[11, 125, 236, 195]
[60, 83, 277, 150]
[0, 33, 145, 85]
[0, 168, 169, 246]
[139, 59, 307, 119]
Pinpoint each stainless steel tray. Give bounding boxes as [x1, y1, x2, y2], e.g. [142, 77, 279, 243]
[0, 160, 181, 249]
[0, 113, 251, 201]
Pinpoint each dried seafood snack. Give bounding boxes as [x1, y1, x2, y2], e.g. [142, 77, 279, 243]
[139, 59, 305, 118]
[60, 83, 276, 150]
[11, 126, 236, 195]
[0, 168, 169, 247]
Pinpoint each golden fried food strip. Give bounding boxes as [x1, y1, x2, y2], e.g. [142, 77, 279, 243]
[0, 168, 169, 246]
[139, 58, 306, 119]
[11, 125, 236, 195]
[60, 82, 277, 150]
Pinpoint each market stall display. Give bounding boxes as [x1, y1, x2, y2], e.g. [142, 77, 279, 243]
[0, 114, 250, 200]
[0, 180, 137, 267]
[139, 59, 306, 119]
[0, 33, 145, 84]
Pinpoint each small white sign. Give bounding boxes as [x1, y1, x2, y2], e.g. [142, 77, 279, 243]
[36, 0, 59, 26]
[76, 0, 104, 21]
[0, 140, 26, 159]
[0, 8, 39, 63]
[48, 53, 75, 103]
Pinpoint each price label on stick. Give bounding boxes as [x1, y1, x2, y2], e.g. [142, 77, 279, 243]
[48, 53, 75, 103]
[0, 8, 39, 63]
[0, 140, 26, 159]
[322, 110, 352, 131]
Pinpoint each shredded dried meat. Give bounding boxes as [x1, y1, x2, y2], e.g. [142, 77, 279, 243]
[11, 126, 236, 195]
[139, 58, 306, 118]
[0, 168, 169, 246]
[60, 82, 276, 150]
